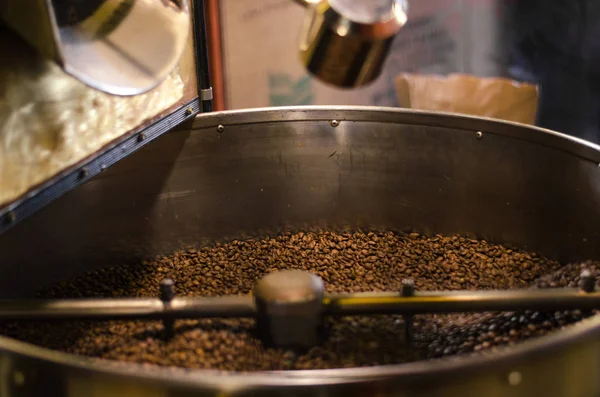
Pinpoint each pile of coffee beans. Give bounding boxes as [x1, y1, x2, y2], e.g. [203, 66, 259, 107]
[1, 230, 598, 371]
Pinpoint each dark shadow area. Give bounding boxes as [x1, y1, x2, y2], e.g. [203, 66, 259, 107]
[0, 129, 190, 298]
[508, 0, 600, 143]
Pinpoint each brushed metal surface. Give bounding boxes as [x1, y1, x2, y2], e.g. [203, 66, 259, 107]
[296, 0, 407, 87]
[0, 107, 599, 396]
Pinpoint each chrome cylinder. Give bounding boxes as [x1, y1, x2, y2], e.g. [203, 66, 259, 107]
[296, 0, 408, 87]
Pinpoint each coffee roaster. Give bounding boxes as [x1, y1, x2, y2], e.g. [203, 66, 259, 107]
[0, 1, 599, 397]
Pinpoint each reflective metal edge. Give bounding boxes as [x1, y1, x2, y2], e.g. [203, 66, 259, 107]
[190, 105, 600, 164]
[0, 98, 201, 234]
[0, 305, 597, 392]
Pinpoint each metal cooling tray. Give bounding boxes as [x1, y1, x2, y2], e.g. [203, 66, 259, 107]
[0, 0, 210, 234]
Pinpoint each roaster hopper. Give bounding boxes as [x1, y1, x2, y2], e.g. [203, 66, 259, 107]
[1, 2, 600, 397]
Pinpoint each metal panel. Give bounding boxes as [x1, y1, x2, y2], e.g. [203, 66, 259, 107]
[3, 107, 600, 292]
[0, 0, 204, 229]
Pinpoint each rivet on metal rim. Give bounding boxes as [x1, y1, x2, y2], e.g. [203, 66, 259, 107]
[185, 106, 194, 116]
[13, 370, 25, 386]
[137, 133, 146, 143]
[330, 120, 339, 127]
[476, 131, 483, 139]
[217, 125, 225, 133]
[100, 164, 107, 172]
[507, 371, 522, 386]
[79, 167, 89, 179]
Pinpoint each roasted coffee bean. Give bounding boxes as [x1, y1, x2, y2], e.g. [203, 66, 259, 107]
[0, 230, 597, 371]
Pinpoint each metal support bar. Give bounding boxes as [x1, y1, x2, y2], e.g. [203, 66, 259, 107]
[160, 278, 176, 339]
[0, 296, 256, 321]
[400, 279, 415, 343]
[324, 289, 600, 315]
[192, 0, 213, 113]
[0, 288, 598, 323]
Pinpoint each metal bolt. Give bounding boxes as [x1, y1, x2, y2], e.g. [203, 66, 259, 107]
[580, 270, 596, 293]
[137, 133, 146, 143]
[401, 278, 415, 296]
[100, 164, 107, 172]
[476, 131, 483, 139]
[401, 278, 415, 343]
[12, 370, 25, 386]
[330, 120, 339, 127]
[160, 278, 176, 339]
[160, 278, 175, 301]
[507, 371, 522, 386]
[185, 106, 194, 116]
[217, 125, 225, 133]
[6, 211, 16, 224]
[78, 167, 89, 179]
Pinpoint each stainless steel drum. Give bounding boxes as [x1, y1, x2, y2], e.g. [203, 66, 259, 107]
[0, 107, 599, 397]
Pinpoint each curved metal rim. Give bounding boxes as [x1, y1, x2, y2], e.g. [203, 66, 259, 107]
[3, 105, 600, 390]
[191, 106, 600, 165]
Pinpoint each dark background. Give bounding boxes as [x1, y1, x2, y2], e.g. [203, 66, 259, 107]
[508, 0, 600, 143]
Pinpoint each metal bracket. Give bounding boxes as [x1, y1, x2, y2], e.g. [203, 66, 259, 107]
[201, 87, 213, 101]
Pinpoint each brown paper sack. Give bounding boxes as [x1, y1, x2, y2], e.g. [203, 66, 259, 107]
[395, 73, 539, 125]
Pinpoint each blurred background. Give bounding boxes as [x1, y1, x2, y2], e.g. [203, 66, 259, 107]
[208, 0, 600, 143]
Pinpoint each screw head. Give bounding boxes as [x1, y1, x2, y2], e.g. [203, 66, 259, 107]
[160, 278, 176, 301]
[330, 120, 339, 127]
[185, 106, 194, 116]
[6, 211, 16, 224]
[137, 133, 146, 143]
[580, 269, 596, 293]
[401, 279, 415, 296]
[78, 167, 89, 179]
[12, 370, 25, 386]
[476, 131, 483, 139]
[217, 125, 225, 133]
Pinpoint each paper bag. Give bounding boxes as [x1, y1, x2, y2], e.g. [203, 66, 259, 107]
[395, 73, 539, 125]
